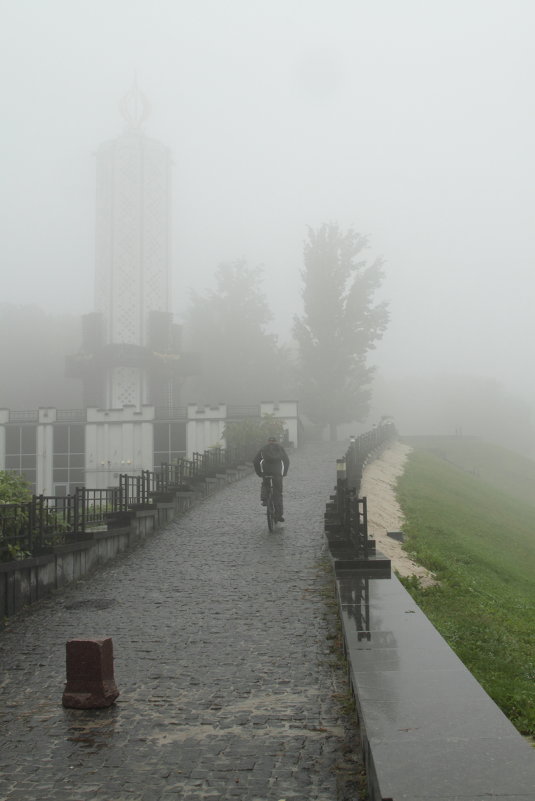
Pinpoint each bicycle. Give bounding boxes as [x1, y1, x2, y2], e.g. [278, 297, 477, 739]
[262, 475, 276, 532]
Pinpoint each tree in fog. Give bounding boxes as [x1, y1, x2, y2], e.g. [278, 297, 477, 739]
[293, 224, 388, 439]
[183, 261, 292, 405]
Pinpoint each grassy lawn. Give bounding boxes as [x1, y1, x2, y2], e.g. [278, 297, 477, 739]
[397, 436, 535, 736]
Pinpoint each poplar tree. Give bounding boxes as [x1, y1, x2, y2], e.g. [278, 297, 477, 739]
[293, 224, 388, 439]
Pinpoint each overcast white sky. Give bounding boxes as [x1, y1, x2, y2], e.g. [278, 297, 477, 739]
[1, 0, 534, 400]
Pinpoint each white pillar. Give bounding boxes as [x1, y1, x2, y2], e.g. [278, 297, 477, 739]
[85, 405, 155, 489]
[187, 405, 227, 459]
[36, 408, 56, 495]
[0, 409, 8, 470]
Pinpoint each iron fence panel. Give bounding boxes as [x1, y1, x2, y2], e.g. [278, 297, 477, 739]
[332, 422, 396, 559]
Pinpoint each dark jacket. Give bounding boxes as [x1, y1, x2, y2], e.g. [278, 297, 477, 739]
[253, 442, 290, 477]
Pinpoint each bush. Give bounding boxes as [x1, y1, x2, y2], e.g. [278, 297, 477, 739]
[222, 415, 286, 458]
[0, 472, 32, 562]
[0, 471, 31, 504]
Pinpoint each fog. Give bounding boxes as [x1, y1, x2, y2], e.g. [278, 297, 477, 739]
[2, 1, 535, 432]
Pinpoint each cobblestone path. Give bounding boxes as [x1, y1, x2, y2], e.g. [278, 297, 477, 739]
[0, 442, 361, 801]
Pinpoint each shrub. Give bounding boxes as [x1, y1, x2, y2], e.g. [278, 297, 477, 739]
[222, 415, 286, 459]
[0, 471, 31, 504]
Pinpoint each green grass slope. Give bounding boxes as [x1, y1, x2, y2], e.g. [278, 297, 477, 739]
[397, 436, 535, 736]
[405, 435, 535, 508]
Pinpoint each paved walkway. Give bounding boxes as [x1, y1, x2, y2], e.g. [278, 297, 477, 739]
[0, 442, 362, 801]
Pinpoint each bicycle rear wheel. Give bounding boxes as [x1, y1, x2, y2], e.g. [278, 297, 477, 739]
[266, 493, 276, 532]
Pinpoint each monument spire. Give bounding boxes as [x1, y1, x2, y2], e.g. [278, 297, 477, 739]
[119, 77, 150, 130]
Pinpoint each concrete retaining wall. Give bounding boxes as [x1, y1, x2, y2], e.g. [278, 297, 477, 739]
[329, 557, 535, 800]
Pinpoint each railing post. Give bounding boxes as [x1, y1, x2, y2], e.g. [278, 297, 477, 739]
[72, 491, 79, 535]
[28, 496, 37, 554]
[76, 487, 85, 534]
[361, 496, 368, 554]
[119, 474, 125, 511]
[336, 458, 347, 526]
[140, 472, 145, 504]
[37, 494, 45, 550]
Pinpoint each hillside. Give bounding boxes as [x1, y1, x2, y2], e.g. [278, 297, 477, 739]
[397, 436, 535, 736]
[404, 434, 535, 508]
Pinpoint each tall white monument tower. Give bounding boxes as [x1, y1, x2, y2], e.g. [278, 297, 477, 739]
[69, 84, 187, 410]
[94, 84, 171, 408]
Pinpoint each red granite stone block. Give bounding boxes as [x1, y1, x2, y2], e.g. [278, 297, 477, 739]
[62, 637, 120, 709]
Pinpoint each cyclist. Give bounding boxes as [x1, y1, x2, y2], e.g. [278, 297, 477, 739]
[253, 436, 290, 522]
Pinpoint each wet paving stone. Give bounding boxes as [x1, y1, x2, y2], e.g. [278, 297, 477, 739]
[0, 442, 363, 801]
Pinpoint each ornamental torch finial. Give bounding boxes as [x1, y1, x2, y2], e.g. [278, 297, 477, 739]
[119, 78, 150, 129]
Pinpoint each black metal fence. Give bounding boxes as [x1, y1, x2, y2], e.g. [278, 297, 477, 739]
[330, 421, 397, 556]
[343, 420, 397, 496]
[0, 446, 250, 562]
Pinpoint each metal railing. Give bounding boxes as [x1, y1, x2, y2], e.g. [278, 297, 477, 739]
[77, 487, 123, 530]
[0, 501, 35, 557]
[56, 409, 86, 422]
[330, 421, 397, 557]
[0, 446, 251, 561]
[344, 420, 397, 496]
[8, 410, 39, 422]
